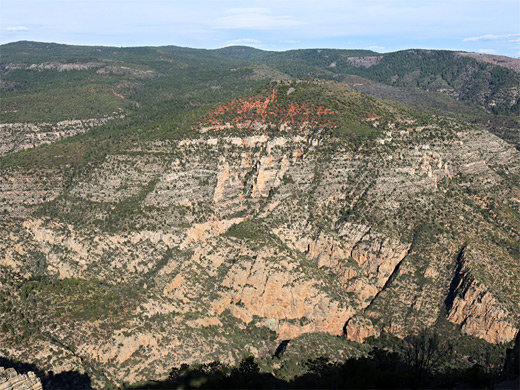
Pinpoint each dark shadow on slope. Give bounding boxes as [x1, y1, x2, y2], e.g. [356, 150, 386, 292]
[445, 245, 466, 313]
[130, 357, 288, 390]
[0, 356, 92, 390]
[128, 344, 505, 390]
[3, 327, 518, 390]
[274, 340, 290, 358]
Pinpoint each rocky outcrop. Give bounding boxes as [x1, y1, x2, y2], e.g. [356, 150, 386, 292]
[456, 52, 520, 72]
[96, 66, 158, 78]
[446, 248, 518, 344]
[0, 113, 124, 156]
[346, 230, 411, 305]
[0, 168, 66, 218]
[274, 223, 411, 310]
[212, 244, 354, 339]
[344, 316, 380, 343]
[447, 275, 518, 344]
[213, 161, 231, 203]
[0, 367, 42, 390]
[346, 56, 382, 68]
[3, 62, 103, 72]
[251, 155, 289, 198]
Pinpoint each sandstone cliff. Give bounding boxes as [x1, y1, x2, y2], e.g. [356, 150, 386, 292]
[0, 80, 518, 387]
[0, 368, 42, 390]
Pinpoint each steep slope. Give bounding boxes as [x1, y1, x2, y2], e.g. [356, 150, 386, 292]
[0, 79, 518, 387]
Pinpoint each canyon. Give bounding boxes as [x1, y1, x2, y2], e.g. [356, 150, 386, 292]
[0, 42, 519, 388]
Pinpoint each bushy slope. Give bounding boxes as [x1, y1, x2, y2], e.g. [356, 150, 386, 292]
[1, 79, 519, 387]
[2, 41, 518, 151]
[0, 42, 519, 388]
[216, 48, 520, 116]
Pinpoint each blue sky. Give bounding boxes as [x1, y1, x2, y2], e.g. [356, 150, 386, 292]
[1, 0, 519, 56]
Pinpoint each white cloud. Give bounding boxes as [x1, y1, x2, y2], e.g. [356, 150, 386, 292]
[476, 48, 497, 54]
[4, 26, 29, 32]
[463, 33, 519, 42]
[224, 38, 261, 46]
[215, 8, 303, 30]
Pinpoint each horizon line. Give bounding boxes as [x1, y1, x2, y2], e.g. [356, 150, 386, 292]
[2, 39, 518, 59]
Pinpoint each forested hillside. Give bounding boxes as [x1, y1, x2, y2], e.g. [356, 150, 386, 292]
[0, 42, 519, 389]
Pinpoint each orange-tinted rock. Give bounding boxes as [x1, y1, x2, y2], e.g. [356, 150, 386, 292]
[344, 316, 380, 343]
[202, 89, 337, 132]
[448, 279, 518, 344]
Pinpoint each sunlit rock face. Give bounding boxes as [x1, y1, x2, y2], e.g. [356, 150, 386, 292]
[0, 367, 42, 390]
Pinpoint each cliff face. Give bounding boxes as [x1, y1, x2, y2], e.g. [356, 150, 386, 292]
[0, 367, 42, 390]
[0, 113, 123, 157]
[0, 80, 519, 387]
[446, 248, 518, 344]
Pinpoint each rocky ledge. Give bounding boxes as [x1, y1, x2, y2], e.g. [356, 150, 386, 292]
[0, 367, 42, 390]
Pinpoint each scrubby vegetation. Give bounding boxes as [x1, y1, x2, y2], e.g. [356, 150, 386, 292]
[0, 42, 519, 389]
[130, 329, 518, 389]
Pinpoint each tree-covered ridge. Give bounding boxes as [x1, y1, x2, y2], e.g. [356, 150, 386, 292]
[241, 49, 520, 116]
[0, 41, 263, 124]
[196, 80, 396, 143]
[1, 41, 519, 138]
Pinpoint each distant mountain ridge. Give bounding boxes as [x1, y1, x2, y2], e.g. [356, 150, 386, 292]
[2, 41, 519, 147]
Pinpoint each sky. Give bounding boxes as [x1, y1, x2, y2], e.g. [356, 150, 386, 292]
[1, 0, 520, 57]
